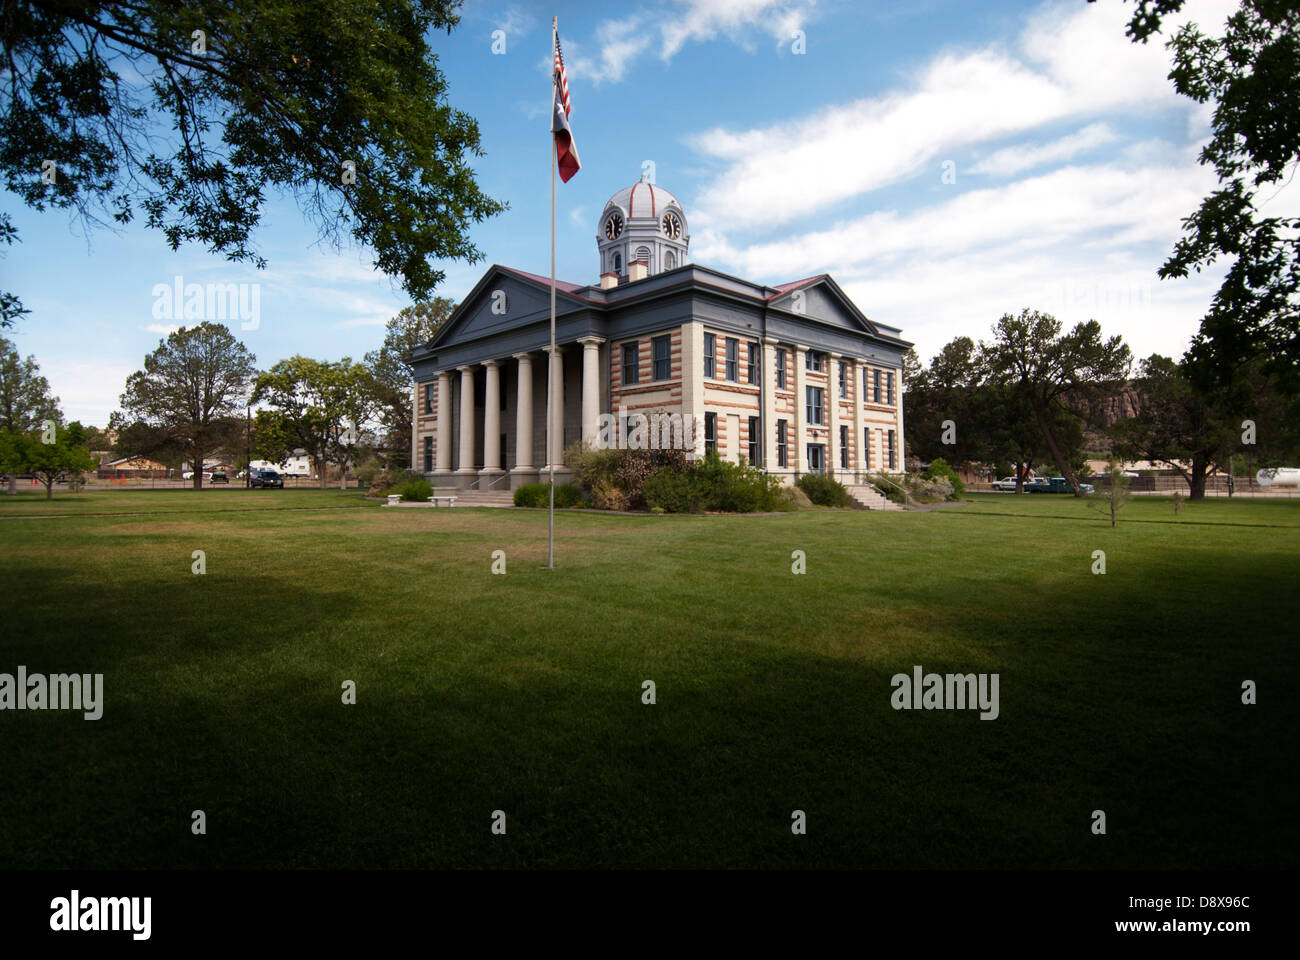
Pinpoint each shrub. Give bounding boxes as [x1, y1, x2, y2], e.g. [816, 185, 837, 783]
[643, 469, 703, 513]
[907, 475, 953, 503]
[398, 479, 432, 502]
[782, 485, 814, 509]
[796, 472, 854, 507]
[590, 479, 629, 512]
[567, 443, 689, 510]
[866, 473, 908, 505]
[513, 482, 582, 508]
[643, 451, 789, 513]
[922, 457, 965, 499]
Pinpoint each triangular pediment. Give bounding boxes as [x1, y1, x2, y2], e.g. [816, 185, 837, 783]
[424, 267, 588, 352]
[768, 276, 882, 338]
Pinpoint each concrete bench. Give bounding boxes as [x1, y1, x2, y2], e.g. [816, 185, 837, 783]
[427, 495, 457, 507]
[385, 494, 402, 507]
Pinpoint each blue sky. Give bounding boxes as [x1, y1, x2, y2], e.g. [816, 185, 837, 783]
[5, 0, 1289, 425]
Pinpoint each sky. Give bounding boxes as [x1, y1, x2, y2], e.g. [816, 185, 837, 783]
[5, 0, 1291, 426]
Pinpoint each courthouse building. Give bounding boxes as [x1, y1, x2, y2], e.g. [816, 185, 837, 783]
[409, 174, 910, 490]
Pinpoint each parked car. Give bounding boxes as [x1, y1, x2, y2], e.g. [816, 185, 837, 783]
[249, 469, 284, 488]
[210, 471, 229, 484]
[991, 476, 1022, 492]
[182, 471, 213, 481]
[1028, 477, 1095, 494]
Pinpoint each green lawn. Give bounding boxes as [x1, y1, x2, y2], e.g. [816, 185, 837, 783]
[0, 489, 1295, 868]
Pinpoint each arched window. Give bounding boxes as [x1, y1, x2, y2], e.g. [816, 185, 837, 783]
[665, 251, 676, 270]
[635, 246, 651, 269]
[613, 252, 622, 273]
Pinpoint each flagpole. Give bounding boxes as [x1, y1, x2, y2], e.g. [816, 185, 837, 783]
[547, 16, 557, 570]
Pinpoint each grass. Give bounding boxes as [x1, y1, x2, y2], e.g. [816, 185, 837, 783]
[0, 487, 1295, 869]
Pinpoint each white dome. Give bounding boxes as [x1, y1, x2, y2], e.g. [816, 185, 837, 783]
[604, 176, 682, 221]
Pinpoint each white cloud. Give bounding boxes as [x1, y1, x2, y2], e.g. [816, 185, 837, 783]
[969, 123, 1119, 176]
[660, 0, 817, 59]
[688, 0, 1236, 231]
[562, 0, 817, 84]
[143, 323, 181, 336]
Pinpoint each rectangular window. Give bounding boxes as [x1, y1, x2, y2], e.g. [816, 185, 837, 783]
[839, 425, 848, 469]
[806, 386, 824, 425]
[747, 342, 759, 385]
[653, 335, 670, 381]
[873, 369, 882, 404]
[805, 350, 824, 372]
[776, 419, 788, 468]
[886, 370, 895, 406]
[838, 361, 847, 398]
[725, 337, 739, 382]
[422, 436, 433, 473]
[704, 333, 716, 379]
[704, 412, 717, 453]
[622, 341, 639, 385]
[748, 416, 760, 465]
[423, 383, 434, 415]
[888, 429, 897, 470]
[807, 444, 825, 473]
[864, 428, 871, 470]
[775, 349, 787, 389]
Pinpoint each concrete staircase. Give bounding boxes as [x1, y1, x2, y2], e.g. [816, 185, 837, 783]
[844, 483, 906, 511]
[433, 485, 514, 507]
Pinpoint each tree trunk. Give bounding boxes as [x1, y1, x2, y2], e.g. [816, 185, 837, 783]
[1032, 402, 1082, 495]
[6, 477, 15, 496]
[1189, 453, 1209, 501]
[319, 457, 328, 490]
[44, 478, 53, 500]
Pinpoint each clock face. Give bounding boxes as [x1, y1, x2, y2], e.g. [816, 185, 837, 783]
[661, 212, 682, 240]
[604, 212, 624, 240]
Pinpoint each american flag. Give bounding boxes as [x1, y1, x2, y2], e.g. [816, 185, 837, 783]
[552, 28, 581, 182]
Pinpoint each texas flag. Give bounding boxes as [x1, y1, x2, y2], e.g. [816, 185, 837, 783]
[552, 30, 581, 182]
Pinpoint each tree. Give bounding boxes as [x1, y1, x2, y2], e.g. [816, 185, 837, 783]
[981, 309, 1131, 495]
[117, 323, 256, 488]
[0, 0, 506, 322]
[1104, 0, 1300, 391]
[1110, 353, 1299, 499]
[252, 356, 374, 489]
[364, 298, 455, 469]
[0, 422, 97, 500]
[1089, 459, 1132, 527]
[0, 335, 60, 493]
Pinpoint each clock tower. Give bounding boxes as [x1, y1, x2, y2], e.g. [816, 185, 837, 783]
[596, 172, 689, 283]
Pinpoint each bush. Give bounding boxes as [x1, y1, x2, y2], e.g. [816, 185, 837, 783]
[642, 469, 703, 513]
[643, 451, 790, 513]
[513, 482, 582, 508]
[922, 457, 965, 499]
[398, 479, 432, 501]
[866, 473, 908, 505]
[796, 472, 854, 507]
[567, 443, 689, 510]
[907, 475, 953, 503]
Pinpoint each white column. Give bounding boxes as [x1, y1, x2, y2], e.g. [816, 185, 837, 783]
[793, 345, 807, 475]
[547, 347, 565, 469]
[829, 352, 841, 477]
[456, 365, 475, 475]
[579, 337, 604, 446]
[853, 361, 865, 478]
[435, 371, 453, 472]
[411, 383, 419, 472]
[681, 321, 704, 457]
[895, 366, 906, 473]
[514, 353, 534, 470]
[762, 337, 778, 476]
[482, 359, 502, 474]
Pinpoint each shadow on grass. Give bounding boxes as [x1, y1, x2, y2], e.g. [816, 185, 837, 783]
[0, 539, 1293, 870]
